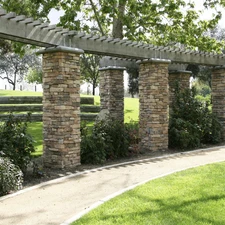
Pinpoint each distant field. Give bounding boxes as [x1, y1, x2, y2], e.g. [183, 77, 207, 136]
[0, 90, 139, 156]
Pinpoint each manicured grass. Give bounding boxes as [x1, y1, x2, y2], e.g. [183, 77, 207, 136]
[124, 97, 139, 122]
[27, 122, 43, 156]
[0, 90, 42, 96]
[0, 90, 139, 156]
[72, 162, 225, 225]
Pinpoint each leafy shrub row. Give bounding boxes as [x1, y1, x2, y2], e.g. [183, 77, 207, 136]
[169, 85, 221, 150]
[0, 114, 35, 173]
[0, 157, 23, 196]
[0, 114, 35, 195]
[80, 119, 139, 164]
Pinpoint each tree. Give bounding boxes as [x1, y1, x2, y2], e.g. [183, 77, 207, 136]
[0, 53, 40, 90]
[1, 1, 225, 52]
[26, 68, 42, 84]
[0, 0, 59, 55]
[80, 54, 100, 95]
[57, 0, 225, 52]
[127, 67, 139, 98]
[187, 26, 225, 89]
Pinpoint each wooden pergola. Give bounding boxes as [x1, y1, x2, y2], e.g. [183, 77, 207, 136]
[0, 8, 225, 168]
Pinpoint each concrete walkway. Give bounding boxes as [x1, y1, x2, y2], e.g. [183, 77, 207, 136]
[1, 146, 225, 225]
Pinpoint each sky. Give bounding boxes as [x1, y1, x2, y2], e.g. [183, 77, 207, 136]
[48, 1, 225, 28]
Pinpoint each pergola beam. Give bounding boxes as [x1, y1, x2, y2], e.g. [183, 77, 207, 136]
[0, 9, 224, 66]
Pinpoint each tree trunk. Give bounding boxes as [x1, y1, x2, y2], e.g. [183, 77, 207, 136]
[112, 0, 127, 39]
[13, 71, 17, 90]
[92, 82, 96, 96]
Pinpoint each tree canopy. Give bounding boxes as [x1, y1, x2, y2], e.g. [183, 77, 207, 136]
[57, 0, 225, 52]
[1, 0, 225, 52]
[0, 53, 41, 90]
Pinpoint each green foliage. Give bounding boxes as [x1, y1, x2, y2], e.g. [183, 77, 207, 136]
[57, 0, 225, 52]
[127, 67, 139, 98]
[195, 94, 211, 104]
[26, 67, 42, 84]
[81, 118, 137, 164]
[0, 53, 41, 90]
[1, 1, 225, 52]
[169, 85, 221, 150]
[0, 157, 23, 196]
[80, 54, 100, 95]
[0, 114, 35, 172]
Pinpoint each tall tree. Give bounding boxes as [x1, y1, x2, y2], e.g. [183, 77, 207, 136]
[57, 0, 225, 52]
[1, 1, 225, 51]
[0, 53, 40, 90]
[80, 54, 100, 95]
[127, 67, 139, 98]
[187, 26, 225, 88]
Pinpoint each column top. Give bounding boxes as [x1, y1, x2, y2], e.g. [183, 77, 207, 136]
[99, 66, 126, 71]
[137, 58, 171, 65]
[213, 65, 225, 70]
[169, 70, 192, 75]
[37, 46, 84, 55]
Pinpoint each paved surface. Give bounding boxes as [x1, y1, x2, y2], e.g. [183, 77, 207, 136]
[1, 146, 225, 225]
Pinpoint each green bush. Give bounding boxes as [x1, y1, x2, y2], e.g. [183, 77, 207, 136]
[0, 157, 23, 196]
[0, 114, 35, 172]
[81, 118, 136, 164]
[169, 85, 221, 150]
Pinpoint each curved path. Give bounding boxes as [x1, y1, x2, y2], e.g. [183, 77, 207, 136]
[1, 146, 225, 225]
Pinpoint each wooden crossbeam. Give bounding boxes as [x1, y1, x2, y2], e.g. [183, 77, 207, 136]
[0, 8, 224, 66]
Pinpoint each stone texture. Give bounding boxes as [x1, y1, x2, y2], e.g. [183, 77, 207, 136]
[42, 51, 81, 169]
[169, 70, 191, 109]
[138, 59, 170, 151]
[212, 67, 225, 140]
[99, 67, 125, 122]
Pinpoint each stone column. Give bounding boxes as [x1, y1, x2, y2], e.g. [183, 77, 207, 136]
[169, 70, 191, 109]
[38, 46, 84, 169]
[212, 66, 225, 140]
[99, 66, 125, 122]
[138, 59, 171, 151]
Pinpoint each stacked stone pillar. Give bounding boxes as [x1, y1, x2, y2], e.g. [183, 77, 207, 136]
[138, 59, 171, 151]
[99, 66, 125, 122]
[212, 66, 225, 140]
[169, 70, 191, 109]
[39, 47, 83, 169]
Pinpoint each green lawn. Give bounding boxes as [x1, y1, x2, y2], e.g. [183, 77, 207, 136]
[72, 162, 225, 225]
[0, 90, 139, 156]
[0, 90, 42, 96]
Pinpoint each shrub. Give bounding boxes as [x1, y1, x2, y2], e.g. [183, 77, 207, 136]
[169, 85, 221, 150]
[0, 113, 35, 172]
[81, 118, 135, 164]
[0, 157, 23, 196]
[125, 120, 139, 153]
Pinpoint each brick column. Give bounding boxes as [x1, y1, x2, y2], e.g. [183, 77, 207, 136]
[212, 66, 225, 140]
[138, 59, 171, 151]
[169, 70, 191, 109]
[38, 46, 84, 169]
[99, 66, 125, 122]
